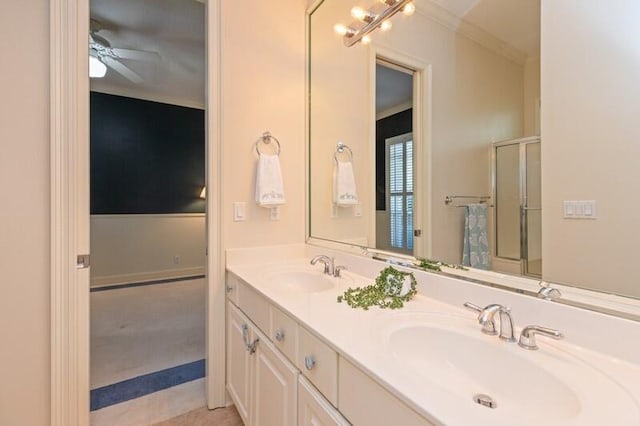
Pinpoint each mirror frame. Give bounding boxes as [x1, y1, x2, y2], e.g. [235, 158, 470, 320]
[304, 0, 640, 322]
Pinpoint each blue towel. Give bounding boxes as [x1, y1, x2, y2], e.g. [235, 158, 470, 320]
[462, 204, 490, 270]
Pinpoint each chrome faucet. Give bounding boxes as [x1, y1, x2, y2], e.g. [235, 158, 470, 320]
[464, 302, 516, 342]
[537, 284, 562, 301]
[518, 325, 564, 350]
[310, 255, 334, 276]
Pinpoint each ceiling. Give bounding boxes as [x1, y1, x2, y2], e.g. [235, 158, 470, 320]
[376, 64, 413, 115]
[90, 0, 205, 107]
[430, 0, 541, 57]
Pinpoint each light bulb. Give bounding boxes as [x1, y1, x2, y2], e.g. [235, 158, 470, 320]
[351, 6, 366, 20]
[362, 35, 372, 44]
[334, 24, 355, 37]
[334, 23, 348, 35]
[89, 55, 107, 78]
[402, 2, 416, 15]
[380, 20, 392, 32]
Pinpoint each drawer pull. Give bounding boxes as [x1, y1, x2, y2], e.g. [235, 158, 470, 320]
[304, 355, 316, 371]
[242, 323, 260, 354]
[226, 285, 234, 293]
[274, 328, 285, 342]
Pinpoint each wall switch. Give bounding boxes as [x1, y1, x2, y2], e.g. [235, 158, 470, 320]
[233, 202, 246, 221]
[330, 204, 338, 219]
[173, 255, 181, 265]
[563, 201, 575, 217]
[563, 200, 596, 219]
[354, 203, 363, 217]
[269, 206, 281, 221]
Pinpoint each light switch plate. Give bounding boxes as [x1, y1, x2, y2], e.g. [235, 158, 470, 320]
[354, 203, 363, 217]
[233, 202, 246, 222]
[563, 200, 596, 219]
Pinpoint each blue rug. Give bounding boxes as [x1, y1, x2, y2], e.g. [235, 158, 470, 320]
[90, 359, 205, 411]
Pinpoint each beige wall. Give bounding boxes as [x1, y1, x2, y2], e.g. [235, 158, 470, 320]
[90, 215, 206, 287]
[221, 0, 307, 249]
[541, 0, 640, 297]
[0, 0, 51, 425]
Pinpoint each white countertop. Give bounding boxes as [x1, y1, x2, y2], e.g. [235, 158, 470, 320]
[226, 245, 640, 426]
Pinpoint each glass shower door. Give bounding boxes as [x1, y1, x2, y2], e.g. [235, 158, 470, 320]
[493, 138, 542, 278]
[522, 142, 542, 276]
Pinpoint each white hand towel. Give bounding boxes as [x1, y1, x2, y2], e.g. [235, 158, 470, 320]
[255, 154, 286, 207]
[333, 161, 358, 206]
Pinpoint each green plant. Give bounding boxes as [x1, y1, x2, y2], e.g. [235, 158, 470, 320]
[417, 258, 467, 272]
[337, 266, 417, 310]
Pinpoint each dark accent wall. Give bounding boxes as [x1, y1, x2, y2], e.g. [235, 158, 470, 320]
[90, 92, 205, 214]
[376, 108, 413, 210]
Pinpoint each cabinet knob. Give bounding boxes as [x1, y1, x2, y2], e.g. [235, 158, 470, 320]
[304, 355, 316, 371]
[226, 285, 234, 293]
[274, 328, 285, 342]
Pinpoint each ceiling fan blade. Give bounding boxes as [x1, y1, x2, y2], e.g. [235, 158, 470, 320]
[112, 48, 160, 62]
[102, 57, 143, 84]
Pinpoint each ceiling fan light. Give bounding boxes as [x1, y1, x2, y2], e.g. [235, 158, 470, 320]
[89, 55, 107, 78]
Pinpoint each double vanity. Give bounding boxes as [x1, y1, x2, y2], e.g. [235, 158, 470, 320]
[225, 244, 640, 426]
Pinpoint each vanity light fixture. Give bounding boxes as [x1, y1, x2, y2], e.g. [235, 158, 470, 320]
[334, 0, 414, 47]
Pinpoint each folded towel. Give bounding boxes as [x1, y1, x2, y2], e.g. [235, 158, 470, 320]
[255, 153, 285, 207]
[333, 160, 358, 206]
[462, 203, 491, 269]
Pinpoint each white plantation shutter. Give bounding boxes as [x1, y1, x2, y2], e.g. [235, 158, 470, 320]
[387, 133, 414, 251]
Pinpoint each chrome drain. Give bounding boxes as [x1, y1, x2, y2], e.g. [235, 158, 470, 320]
[473, 394, 497, 409]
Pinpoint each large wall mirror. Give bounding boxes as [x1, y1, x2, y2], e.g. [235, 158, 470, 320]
[308, 0, 640, 316]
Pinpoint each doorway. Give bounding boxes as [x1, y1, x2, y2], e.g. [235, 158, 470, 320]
[50, 0, 225, 424]
[88, 0, 208, 423]
[375, 60, 415, 255]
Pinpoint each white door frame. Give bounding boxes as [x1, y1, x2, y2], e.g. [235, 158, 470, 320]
[367, 45, 432, 258]
[50, 1, 225, 424]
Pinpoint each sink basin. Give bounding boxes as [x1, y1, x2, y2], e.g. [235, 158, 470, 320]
[379, 313, 640, 425]
[266, 268, 338, 293]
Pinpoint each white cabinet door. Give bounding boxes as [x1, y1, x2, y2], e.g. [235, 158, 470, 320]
[227, 302, 253, 425]
[298, 376, 350, 426]
[252, 330, 299, 426]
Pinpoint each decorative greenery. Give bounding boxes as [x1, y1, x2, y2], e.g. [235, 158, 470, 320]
[337, 267, 417, 310]
[417, 258, 467, 272]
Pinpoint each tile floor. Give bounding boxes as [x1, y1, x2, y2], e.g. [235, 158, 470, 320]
[90, 278, 206, 424]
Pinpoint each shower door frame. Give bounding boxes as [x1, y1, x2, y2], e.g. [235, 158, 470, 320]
[491, 136, 541, 277]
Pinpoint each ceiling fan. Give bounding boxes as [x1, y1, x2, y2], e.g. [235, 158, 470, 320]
[89, 18, 160, 83]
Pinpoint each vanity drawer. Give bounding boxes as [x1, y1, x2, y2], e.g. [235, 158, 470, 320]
[338, 358, 433, 426]
[270, 305, 298, 363]
[235, 277, 270, 334]
[296, 326, 338, 407]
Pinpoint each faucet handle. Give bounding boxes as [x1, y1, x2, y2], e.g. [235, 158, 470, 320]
[518, 325, 564, 350]
[333, 265, 347, 278]
[463, 302, 482, 312]
[463, 302, 498, 335]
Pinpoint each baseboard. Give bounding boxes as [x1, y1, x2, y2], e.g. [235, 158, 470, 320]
[91, 267, 206, 288]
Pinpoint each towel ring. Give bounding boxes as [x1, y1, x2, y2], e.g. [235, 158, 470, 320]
[255, 131, 281, 156]
[334, 142, 353, 164]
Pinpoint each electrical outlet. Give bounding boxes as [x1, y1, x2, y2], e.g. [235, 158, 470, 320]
[173, 255, 181, 264]
[270, 206, 281, 221]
